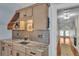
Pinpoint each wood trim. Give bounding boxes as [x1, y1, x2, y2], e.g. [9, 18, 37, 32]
[57, 38, 61, 56]
[71, 45, 79, 56]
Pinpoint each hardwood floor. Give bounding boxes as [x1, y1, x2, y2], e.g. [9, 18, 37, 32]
[57, 37, 79, 56]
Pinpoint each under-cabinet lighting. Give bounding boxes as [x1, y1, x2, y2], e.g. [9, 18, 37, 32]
[20, 21, 25, 30]
[27, 20, 33, 32]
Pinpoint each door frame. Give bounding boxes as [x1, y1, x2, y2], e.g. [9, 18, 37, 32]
[49, 3, 79, 56]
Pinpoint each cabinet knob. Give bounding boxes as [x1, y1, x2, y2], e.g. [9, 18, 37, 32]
[30, 52, 36, 55]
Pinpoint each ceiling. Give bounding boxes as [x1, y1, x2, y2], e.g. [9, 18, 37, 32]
[57, 6, 79, 30]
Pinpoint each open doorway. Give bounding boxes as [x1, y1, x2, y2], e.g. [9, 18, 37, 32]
[57, 6, 79, 56]
[57, 8, 77, 47]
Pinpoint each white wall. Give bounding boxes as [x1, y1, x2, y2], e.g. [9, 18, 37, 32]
[49, 4, 58, 56]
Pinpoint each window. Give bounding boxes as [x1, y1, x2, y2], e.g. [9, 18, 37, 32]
[59, 30, 70, 36]
[60, 30, 64, 36]
[65, 30, 70, 36]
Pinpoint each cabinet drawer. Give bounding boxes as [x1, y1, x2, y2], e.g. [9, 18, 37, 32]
[26, 48, 42, 56]
[13, 45, 25, 53]
[12, 49, 25, 56]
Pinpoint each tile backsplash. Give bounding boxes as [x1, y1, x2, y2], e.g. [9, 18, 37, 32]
[29, 30, 49, 44]
[12, 30, 49, 44]
[12, 30, 29, 39]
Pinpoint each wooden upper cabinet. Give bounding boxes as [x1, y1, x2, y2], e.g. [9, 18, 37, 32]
[33, 4, 48, 30]
[26, 7, 33, 17]
[19, 7, 32, 20]
[7, 4, 48, 31]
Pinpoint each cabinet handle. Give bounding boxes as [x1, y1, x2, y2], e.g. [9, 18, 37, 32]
[30, 52, 36, 55]
[24, 14, 27, 17]
[8, 45, 11, 47]
[10, 50, 12, 55]
[47, 17, 49, 28]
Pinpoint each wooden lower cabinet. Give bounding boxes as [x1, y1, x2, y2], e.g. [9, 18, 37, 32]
[12, 49, 25, 56]
[41, 49, 48, 56]
[6, 44, 13, 56]
[0, 41, 13, 56]
[12, 45, 26, 56]
[7, 48, 13, 56]
[0, 41, 48, 56]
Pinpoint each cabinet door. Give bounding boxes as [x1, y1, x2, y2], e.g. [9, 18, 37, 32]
[7, 48, 13, 56]
[1, 43, 7, 56]
[19, 7, 32, 19]
[26, 48, 42, 56]
[6, 44, 13, 56]
[26, 7, 32, 17]
[12, 49, 25, 56]
[33, 4, 48, 30]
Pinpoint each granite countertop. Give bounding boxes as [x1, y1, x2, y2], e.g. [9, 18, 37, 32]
[0, 39, 48, 52]
[0, 39, 13, 44]
[13, 39, 48, 51]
